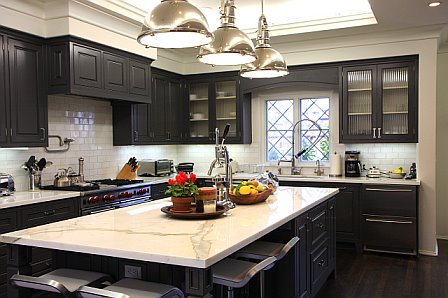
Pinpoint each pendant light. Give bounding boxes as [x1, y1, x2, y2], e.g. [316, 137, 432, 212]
[198, 0, 256, 66]
[240, 0, 288, 78]
[137, 0, 213, 49]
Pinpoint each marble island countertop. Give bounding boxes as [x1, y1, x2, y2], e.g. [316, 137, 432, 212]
[0, 190, 81, 209]
[0, 186, 338, 268]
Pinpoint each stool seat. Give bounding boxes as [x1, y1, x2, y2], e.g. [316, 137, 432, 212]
[77, 278, 184, 298]
[235, 236, 300, 261]
[10, 268, 113, 297]
[212, 256, 276, 298]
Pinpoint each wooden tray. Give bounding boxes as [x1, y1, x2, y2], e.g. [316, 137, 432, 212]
[229, 189, 271, 205]
[161, 204, 228, 219]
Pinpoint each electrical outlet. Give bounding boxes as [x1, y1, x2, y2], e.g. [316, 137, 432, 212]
[124, 265, 142, 279]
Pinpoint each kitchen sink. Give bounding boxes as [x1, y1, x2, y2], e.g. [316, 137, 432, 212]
[277, 174, 329, 179]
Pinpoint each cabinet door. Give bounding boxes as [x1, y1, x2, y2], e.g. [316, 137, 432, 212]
[335, 185, 360, 243]
[213, 79, 239, 141]
[129, 59, 150, 99]
[166, 79, 183, 141]
[0, 35, 6, 145]
[341, 65, 376, 141]
[48, 43, 69, 89]
[73, 44, 102, 89]
[20, 199, 77, 228]
[296, 214, 310, 298]
[7, 37, 47, 146]
[188, 80, 211, 141]
[104, 52, 128, 93]
[151, 75, 169, 141]
[134, 103, 152, 143]
[377, 61, 417, 141]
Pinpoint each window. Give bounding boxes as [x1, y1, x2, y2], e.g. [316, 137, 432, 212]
[266, 97, 330, 163]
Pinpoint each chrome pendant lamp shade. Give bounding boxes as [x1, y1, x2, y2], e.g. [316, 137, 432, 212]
[198, 0, 256, 66]
[240, 1, 288, 78]
[137, 0, 213, 49]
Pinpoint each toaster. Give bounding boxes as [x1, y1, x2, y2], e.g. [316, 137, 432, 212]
[0, 173, 15, 196]
[138, 159, 173, 177]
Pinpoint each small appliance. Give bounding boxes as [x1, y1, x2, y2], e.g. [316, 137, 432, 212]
[345, 151, 362, 177]
[0, 173, 15, 196]
[176, 162, 194, 174]
[138, 159, 173, 177]
[366, 166, 381, 178]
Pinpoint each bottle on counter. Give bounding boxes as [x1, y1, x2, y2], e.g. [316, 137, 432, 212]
[196, 187, 217, 213]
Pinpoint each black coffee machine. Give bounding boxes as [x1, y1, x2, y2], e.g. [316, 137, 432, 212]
[345, 151, 362, 177]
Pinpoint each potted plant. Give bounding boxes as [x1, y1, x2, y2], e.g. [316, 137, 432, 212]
[166, 171, 199, 212]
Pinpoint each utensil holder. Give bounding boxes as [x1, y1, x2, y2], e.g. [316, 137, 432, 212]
[29, 172, 41, 191]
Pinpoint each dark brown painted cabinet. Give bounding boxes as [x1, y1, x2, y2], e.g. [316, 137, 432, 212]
[186, 73, 251, 144]
[48, 37, 151, 103]
[0, 30, 47, 147]
[0, 199, 78, 297]
[340, 56, 418, 143]
[112, 68, 185, 145]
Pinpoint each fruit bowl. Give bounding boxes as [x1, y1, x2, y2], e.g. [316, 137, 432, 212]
[229, 189, 272, 205]
[389, 172, 406, 179]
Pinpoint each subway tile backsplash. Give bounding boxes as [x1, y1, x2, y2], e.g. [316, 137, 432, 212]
[0, 95, 416, 192]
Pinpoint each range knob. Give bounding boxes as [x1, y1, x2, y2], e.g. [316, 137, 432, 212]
[88, 197, 95, 203]
[110, 195, 116, 200]
[103, 195, 109, 201]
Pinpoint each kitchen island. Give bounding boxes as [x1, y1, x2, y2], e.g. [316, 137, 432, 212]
[1, 186, 338, 297]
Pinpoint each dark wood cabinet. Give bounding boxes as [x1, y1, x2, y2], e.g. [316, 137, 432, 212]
[47, 36, 152, 103]
[296, 214, 310, 298]
[361, 184, 418, 255]
[0, 198, 78, 297]
[340, 56, 418, 143]
[112, 69, 185, 145]
[279, 181, 361, 250]
[186, 72, 251, 144]
[0, 35, 6, 146]
[0, 29, 47, 148]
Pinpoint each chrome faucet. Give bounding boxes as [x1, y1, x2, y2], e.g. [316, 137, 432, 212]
[208, 125, 235, 209]
[314, 160, 325, 176]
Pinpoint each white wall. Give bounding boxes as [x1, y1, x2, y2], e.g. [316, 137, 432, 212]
[436, 50, 448, 239]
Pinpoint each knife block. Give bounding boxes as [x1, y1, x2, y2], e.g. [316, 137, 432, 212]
[116, 164, 137, 180]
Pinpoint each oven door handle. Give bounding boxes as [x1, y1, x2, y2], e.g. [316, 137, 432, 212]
[89, 207, 117, 214]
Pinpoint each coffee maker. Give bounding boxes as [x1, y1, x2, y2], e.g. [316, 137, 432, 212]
[345, 151, 362, 177]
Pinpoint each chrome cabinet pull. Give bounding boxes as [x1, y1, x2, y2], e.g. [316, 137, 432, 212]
[372, 128, 377, 138]
[133, 131, 138, 142]
[365, 188, 413, 192]
[40, 128, 46, 141]
[5, 128, 7, 137]
[366, 218, 413, 224]
[378, 127, 382, 138]
[44, 210, 56, 216]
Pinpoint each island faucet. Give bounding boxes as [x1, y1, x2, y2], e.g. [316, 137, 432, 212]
[208, 124, 235, 209]
[314, 160, 325, 176]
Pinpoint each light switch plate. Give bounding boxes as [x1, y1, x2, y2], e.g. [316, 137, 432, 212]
[124, 265, 142, 279]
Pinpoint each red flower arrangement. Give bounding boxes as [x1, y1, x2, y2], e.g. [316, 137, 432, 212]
[165, 171, 199, 197]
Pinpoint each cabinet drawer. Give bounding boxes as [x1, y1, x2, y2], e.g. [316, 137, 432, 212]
[362, 214, 416, 255]
[31, 247, 52, 264]
[31, 258, 53, 276]
[311, 240, 329, 293]
[20, 200, 76, 228]
[0, 244, 6, 257]
[309, 204, 328, 249]
[362, 185, 417, 217]
[0, 210, 18, 234]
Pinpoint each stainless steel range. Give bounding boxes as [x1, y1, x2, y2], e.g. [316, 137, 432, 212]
[42, 179, 152, 215]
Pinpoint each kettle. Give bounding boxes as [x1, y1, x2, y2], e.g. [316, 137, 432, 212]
[54, 169, 70, 187]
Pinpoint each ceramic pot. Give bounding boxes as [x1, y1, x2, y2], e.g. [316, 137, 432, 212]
[171, 196, 193, 213]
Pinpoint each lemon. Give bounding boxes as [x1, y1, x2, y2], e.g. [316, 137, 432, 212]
[250, 189, 258, 195]
[256, 185, 264, 192]
[239, 185, 251, 195]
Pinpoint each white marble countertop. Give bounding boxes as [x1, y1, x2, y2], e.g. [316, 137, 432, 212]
[0, 190, 81, 209]
[0, 186, 338, 268]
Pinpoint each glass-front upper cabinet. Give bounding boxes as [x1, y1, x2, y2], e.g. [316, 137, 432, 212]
[341, 58, 417, 143]
[215, 80, 237, 138]
[188, 81, 210, 139]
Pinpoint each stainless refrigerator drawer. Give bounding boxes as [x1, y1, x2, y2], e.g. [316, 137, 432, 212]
[362, 214, 417, 255]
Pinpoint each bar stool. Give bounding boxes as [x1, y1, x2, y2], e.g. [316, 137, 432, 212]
[212, 256, 276, 298]
[233, 236, 300, 298]
[77, 278, 185, 298]
[10, 268, 114, 298]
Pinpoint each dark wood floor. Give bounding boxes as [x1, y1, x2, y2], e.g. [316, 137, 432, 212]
[317, 240, 448, 298]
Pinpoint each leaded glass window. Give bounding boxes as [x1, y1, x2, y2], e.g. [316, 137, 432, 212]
[266, 97, 330, 163]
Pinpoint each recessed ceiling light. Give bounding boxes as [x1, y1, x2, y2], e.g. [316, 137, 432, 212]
[428, 1, 441, 7]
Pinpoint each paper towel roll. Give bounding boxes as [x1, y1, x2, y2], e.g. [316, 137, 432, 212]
[329, 152, 342, 177]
